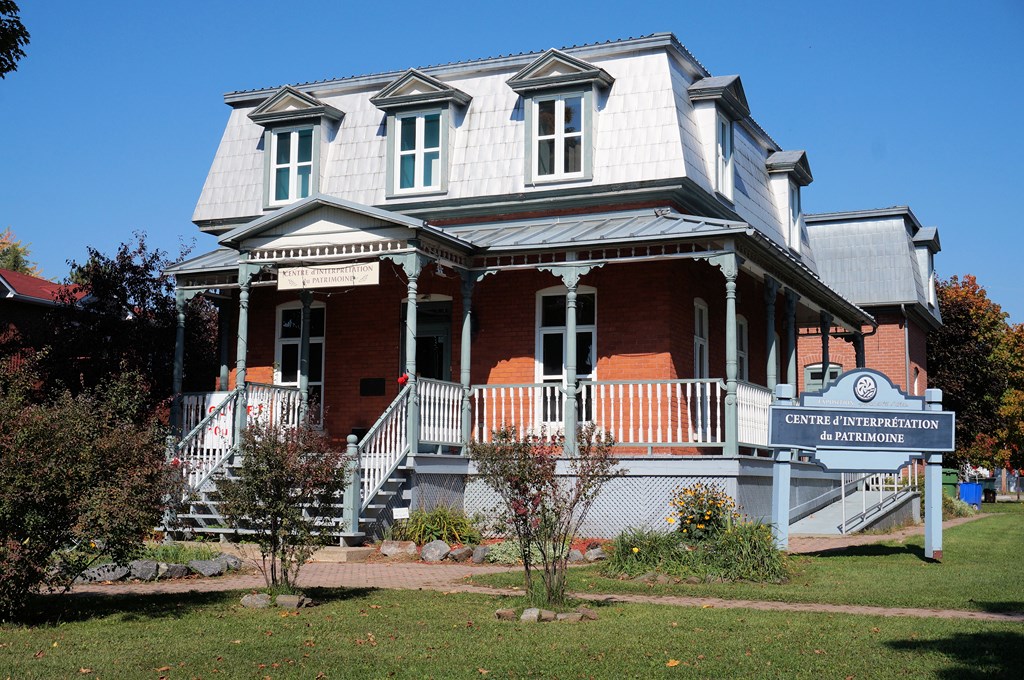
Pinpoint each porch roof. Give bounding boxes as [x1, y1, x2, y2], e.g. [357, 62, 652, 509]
[165, 247, 239, 276]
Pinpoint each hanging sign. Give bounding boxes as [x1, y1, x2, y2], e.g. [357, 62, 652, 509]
[277, 262, 379, 291]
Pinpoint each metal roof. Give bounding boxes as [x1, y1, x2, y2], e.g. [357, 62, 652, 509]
[164, 248, 240, 276]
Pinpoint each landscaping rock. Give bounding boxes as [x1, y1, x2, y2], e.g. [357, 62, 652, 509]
[189, 558, 226, 577]
[494, 608, 517, 621]
[380, 540, 418, 558]
[684, 576, 702, 584]
[556, 612, 584, 623]
[157, 562, 190, 580]
[520, 608, 541, 623]
[276, 594, 308, 609]
[585, 547, 607, 562]
[634, 571, 658, 583]
[448, 547, 474, 562]
[471, 545, 492, 564]
[74, 563, 129, 584]
[539, 609, 556, 622]
[240, 593, 272, 609]
[420, 540, 451, 562]
[129, 559, 159, 581]
[216, 553, 243, 571]
[576, 606, 598, 621]
[567, 549, 585, 563]
[655, 573, 673, 585]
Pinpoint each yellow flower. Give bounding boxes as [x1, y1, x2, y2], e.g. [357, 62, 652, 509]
[697, 524, 705, 529]
[632, 547, 639, 554]
[666, 516, 676, 524]
[682, 528, 687, 533]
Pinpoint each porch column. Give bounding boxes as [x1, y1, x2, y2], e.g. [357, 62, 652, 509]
[924, 389, 944, 560]
[764, 276, 779, 391]
[853, 331, 866, 369]
[171, 288, 187, 433]
[234, 258, 256, 437]
[218, 300, 230, 390]
[298, 290, 313, 423]
[785, 289, 799, 389]
[460, 274, 475, 452]
[722, 254, 739, 457]
[820, 311, 833, 377]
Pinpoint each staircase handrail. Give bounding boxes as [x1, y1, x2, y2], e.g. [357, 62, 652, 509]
[174, 387, 244, 494]
[839, 485, 917, 533]
[359, 384, 413, 512]
[175, 386, 244, 455]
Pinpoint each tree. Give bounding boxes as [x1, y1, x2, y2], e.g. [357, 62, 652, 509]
[0, 357, 178, 619]
[216, 420, 350, 591]
[0, 227, 38, 275]
[470, 425, 621, 607]
[0, 1, 29, 79]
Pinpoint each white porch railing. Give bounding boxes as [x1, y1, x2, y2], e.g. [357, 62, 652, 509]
[359, 384, 411, 511]
[469, 379, 727, 447]
[737, 381, 773, 448]
[418, 378, 464, 446]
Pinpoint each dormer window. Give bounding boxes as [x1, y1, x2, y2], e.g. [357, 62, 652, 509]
[766, 150, 813, 253]
[507, 49, 614, 186]
[716, 114, 734, 199]
[248, 85, 343, 209]
[688, 75, 749, 203]
[371, 69, 471, 198]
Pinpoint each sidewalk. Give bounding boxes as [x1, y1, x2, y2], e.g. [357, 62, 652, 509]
[70, 514, 1018, 622]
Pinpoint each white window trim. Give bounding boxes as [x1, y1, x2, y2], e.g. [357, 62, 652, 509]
[789, 181, 802, 254]
[274, 301, 326, 420]
[387, 107, 449, 197]
[715, 113, 734, 200]
[267, 125, 317, 207]
[694, 298, 709, 379]
[524, 89, 594, 185]
[804, 362, 843, 392]
[535, 285, 597, 424]
[737, 314, 749, 382]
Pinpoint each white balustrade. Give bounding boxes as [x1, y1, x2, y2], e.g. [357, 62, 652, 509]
[418, 379, 464, 445]
[359, 386, 411, 510]
[736, 381, 773, 448]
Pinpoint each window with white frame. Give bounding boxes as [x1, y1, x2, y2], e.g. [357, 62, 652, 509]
[536, 287, 596, 422]
[270, 127, 314, 205]
[533, 93, 585, 180]
[395, 111, 442, 192]
[275, 302, 326, 422]
[737, 315, 749, 382]
[716, 113, 734, 199]
[789, 181, 802, 252]
[804, 362, 842, 393]
[694, 298, 709, 379]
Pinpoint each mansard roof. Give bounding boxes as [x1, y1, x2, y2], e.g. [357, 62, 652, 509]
[506, 48, 615, 94]
[248, 85, 344, 126]
[370, 69, 472, 111]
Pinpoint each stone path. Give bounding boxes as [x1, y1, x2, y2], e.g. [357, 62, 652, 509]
[70, 514, 1021, 623]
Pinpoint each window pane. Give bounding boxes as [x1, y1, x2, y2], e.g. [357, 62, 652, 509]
[564, 137, 581, 174]
[576, 332, 593, 376]
[281, 344, 298, 383]
[538, 100, 555, 136]
[400, 118, 416, 151]
[297, 129, 313, 163]
[297, 166, 311, 198]
[424, 114, 440, 149]
[563, 96, 582, 134]
[276, 132, 291, 165]
[310, 308, 325, 337]
[424, 151, 439, 187]
[541, 295, 566, 327]
[399, 154, 415, 189]
[537, 139, 555, 176]
[275, 168, 290, 200]
[576, 293, 595, 325]
[309, 342, 323, 381]
[542, 333, 563, 376]
[280, 309, 301, 338]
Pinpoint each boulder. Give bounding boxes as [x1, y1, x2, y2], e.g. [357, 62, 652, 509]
[74, 563, 129, 584]
[157, 563, 190, 580]
[567, 549, 585, 563]
[188, 558, 226, 577]
[275, 594, 309, 609]
[216, 553, 243, 571]
[128, 560, 159, 582]
[494, 608, 517, 621]
[420, 540, 451, 562]
[448, 547, 474, 562]
[380, 540, 418, 558]
[471, 545, 492, 564]
[240, 593, 272, 609]
[520, 608, 541, 623]
[576, 606, 598, 621]
[584, 547, 607, 562]
[556, 612, 584, 623]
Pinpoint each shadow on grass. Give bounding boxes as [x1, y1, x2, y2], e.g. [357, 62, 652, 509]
[887, 630, 1024, 679]
[22, 586, 377, 626]
[970, 601, 1024, 615]
[801, 543, 932, 562]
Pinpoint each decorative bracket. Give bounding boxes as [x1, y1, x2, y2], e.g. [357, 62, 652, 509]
[700, 252, 743, 280]
[537, 262, 605, 288]
[382, 251, 433, 278]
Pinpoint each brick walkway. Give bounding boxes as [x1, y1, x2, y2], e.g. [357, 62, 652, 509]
[70, 514, 1021, 623]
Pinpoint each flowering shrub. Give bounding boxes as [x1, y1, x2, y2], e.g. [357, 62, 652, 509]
[667, 481, 739, 542]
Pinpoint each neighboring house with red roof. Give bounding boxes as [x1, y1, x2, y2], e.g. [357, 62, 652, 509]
[0, 268, 71, 368]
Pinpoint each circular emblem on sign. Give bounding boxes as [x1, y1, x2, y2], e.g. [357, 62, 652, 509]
[854, 375, 877, 402]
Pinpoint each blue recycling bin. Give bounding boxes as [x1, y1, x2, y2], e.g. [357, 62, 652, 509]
[959, 482, 983, 510]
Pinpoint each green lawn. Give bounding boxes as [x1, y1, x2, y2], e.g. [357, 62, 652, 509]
[2, 588, 1021, 678]
[473, 502, 1024, 613]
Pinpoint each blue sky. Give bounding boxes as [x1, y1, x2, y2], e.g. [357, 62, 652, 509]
[3, 0, 1022, 321]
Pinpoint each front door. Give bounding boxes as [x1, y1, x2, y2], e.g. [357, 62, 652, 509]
[401, 300, 451, 381]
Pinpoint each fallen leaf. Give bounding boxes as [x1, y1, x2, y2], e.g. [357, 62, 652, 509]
[33, 651, 45, 659]
[155, 666, 171, 672]
[370, 605, 382, 609]
[79, 669, 92, 674]
[478, 670, 490, 675]
[697, 655, 705, 660]
[814, 649, 825, 655]
[701, 604, 713, 609]
[871, 627, 880, 633]
[232, 640, 241, 644]
[666, 659, 681, 667]
[52, 642, 59, 648]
